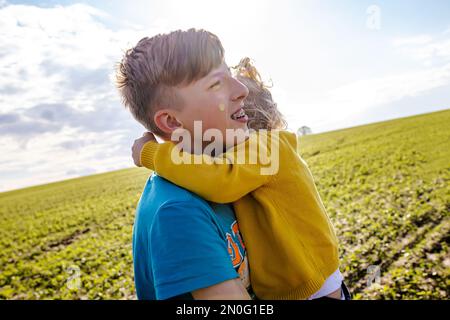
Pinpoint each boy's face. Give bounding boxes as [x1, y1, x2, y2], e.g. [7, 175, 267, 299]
[171, 62, 250, 149]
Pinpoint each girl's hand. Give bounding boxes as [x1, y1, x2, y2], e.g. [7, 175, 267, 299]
[132, 132, 156, 167]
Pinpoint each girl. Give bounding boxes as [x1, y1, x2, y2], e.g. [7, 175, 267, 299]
[133, 58, 350, 300]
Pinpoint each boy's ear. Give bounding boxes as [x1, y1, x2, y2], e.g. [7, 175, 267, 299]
[153, 109, 183, 135]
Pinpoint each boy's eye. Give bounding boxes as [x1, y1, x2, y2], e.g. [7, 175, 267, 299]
[209, 81, 221, 90]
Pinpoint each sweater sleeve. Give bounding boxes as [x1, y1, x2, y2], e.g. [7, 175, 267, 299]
[140, 131, 277, 203]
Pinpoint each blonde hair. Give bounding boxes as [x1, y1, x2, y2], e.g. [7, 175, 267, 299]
[234, 57, 287, 130]
[115, 29, 224, 136]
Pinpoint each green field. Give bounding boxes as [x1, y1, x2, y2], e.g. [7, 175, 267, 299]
[1, 110, 449, 299]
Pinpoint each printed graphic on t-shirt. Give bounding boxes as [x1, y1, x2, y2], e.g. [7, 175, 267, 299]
[226, 220, 250, 289]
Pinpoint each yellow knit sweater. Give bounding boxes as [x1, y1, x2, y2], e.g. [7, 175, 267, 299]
[140, 130, 339, 299]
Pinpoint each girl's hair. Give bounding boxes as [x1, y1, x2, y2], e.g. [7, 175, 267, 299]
[233, 57, 287, 130]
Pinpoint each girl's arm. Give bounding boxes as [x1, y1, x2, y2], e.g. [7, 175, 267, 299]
[137, 131, 276, 203]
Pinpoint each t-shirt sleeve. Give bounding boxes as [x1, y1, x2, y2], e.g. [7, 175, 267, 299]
[149, 201, 239, 300]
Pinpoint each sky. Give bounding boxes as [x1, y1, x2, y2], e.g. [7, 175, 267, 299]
[0, 0, 449, 192]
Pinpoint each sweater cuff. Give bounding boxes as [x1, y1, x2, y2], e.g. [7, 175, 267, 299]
[140, 141, 159, 170]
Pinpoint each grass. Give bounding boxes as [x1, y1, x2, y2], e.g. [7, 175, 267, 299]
[0, 109, 449, 299]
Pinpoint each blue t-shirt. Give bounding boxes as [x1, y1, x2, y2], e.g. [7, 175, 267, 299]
[132, 174, 250, 300]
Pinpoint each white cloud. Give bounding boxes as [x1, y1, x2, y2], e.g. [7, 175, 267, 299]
[0, 126, 134, 191]
[283, 63, 450, 132]
[0, 3, 161, 191]
[0, 3, 162, 113]
[1, 2, 449, 191]
[279, 29, 450, 132]
[393, 30, 450, 66]
[393, 35, 433, 46]
[329, 64, 450, 108]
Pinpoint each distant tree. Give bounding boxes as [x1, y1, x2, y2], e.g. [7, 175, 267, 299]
[297, 126, 312, 136]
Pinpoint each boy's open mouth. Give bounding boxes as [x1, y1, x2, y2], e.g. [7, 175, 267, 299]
[230, 108, 248, 122]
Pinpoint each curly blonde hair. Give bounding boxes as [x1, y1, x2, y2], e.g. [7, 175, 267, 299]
[233, 57, 287, 130]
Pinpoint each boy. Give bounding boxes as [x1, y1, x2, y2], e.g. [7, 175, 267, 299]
[116, 29, 253, 299]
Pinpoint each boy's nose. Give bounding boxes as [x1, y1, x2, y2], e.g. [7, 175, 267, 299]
[230, 77, 249, 102]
